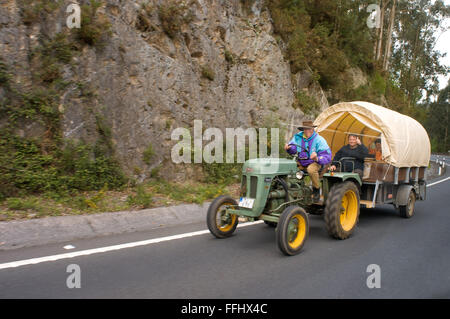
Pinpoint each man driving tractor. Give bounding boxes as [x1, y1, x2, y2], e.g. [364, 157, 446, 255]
[284, 120, 332, 203]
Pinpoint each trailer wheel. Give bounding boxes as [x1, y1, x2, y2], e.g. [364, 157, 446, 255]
[207, 195, 239, 238]
[276, 206, 309, 256]
[324, 181, 360, 240]
[399, 190, 415, 218]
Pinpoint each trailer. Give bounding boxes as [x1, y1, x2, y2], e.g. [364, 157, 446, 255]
[315, 101, 429, 218]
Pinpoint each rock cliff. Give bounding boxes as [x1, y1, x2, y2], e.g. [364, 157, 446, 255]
[0, 0, 335, 181]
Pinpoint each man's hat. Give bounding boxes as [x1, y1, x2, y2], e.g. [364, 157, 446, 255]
[297, 120, 317, 130]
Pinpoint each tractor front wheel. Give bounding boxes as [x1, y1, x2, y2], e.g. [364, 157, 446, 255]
[276, 206, 309, 256]
[207, 195, 239, 238]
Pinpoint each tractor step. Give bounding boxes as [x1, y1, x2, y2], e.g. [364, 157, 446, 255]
[312, 195, 325, 206]
[360, 200, 375, 208]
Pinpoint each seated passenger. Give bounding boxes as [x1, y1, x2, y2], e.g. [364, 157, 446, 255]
[329, 134, 369, 179]
[369, 138, 382, 161]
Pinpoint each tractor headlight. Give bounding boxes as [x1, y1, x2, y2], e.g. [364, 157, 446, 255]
[296, 171, 304, 180]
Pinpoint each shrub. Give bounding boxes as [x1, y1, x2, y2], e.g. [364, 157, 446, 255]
[59, 140, 127, 191]
[371, 72, 387, 96]
[294, 91, 320, 116]
[158, 1, 191, 39]
[201, 65, 215, 81]
[19, 0, 60, 25]
[40, 33, 75, 64]
[31, 33, 76, 85]
[76, 1, 111, 46]
[127, 184, 152, 208]
[143, 144, 155, 165]
[0, 59, 11, 86]
[6, 197, 40, 211]
[224, 49, 234, 64]
[150, 165, 161, 179]
[136, 2, 155, 32]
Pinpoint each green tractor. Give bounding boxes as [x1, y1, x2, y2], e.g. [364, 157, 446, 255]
[207, 156, 362, 256]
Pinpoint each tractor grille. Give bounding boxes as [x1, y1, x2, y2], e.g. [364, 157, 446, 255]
[250, 176, 258, 198]
[240, 175, 247, 197]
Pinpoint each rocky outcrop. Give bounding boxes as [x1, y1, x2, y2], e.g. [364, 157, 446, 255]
[0, 0, 328, 181]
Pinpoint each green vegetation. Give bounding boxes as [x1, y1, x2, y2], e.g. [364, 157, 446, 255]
[266, 0, 449, 151]
[150, 165, 161, 179]
[202, 161, 242, 185]
[6, 197, 41, 212]
[19, 0, 61, 25]
[147, 180, 228, 205]
[127, 184, 152, 208]
[143, 144, 155, 165]
[59, 141, 127, 191]
[425, 82, 449, 153]
[39, 33, 75, 64]
[0, 21, 126, 202]
[0, 180, 240, 221]
[32, 33, 76, 84]
[136, 2, 155, 32]
[224, 49, 235, 64]
[158, 1, 192, 39]
[76, 1, 111, 46]
[0, 59, 11, 86]
[201, 65, 215, 81]
[294, 91, 320, 116]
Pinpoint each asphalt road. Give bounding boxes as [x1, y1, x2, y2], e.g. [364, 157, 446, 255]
[0, 172, 449, 299]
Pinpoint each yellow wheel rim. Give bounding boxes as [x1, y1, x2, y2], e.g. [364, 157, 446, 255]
[340, 190, 358, 231]
[216, 203, 237, 232]
[287, 213, 307, 249]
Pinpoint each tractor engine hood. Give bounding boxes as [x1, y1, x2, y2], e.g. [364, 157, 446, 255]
[242, 158, 298, 175]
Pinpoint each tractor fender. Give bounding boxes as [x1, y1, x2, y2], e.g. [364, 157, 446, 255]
[395, 185, 415, 206]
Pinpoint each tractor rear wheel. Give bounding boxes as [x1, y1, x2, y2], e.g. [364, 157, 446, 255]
[207, 195, 239, 238]
[276, 206, 309, 256]
[324, 181, 360, 240]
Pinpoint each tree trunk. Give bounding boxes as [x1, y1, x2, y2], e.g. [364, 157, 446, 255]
[406, 27, 421, 106]
[383, 0, 396, 71]
[376, 0, 388, 62]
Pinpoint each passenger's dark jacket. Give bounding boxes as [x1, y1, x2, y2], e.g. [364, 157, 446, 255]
[333, 144, 370, 172]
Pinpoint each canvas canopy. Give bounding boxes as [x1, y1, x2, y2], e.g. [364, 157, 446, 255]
[313, 101, 430, 168]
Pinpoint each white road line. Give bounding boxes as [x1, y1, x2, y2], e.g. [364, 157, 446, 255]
[427, 176, 450, 187]
[0, 221, 264, 271]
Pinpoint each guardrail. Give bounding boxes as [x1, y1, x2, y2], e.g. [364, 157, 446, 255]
[427, 157, 447, 180]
